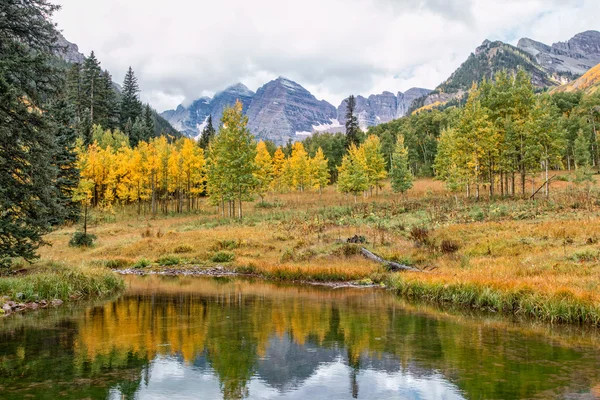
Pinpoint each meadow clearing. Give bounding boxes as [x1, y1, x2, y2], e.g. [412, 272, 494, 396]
[32, 173, 600, 324]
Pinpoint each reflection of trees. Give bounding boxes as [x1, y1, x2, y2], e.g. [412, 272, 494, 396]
[1, 276, 600, 399]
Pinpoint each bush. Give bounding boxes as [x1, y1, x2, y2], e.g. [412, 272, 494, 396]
[235, 265, 257, 274]
[470, 207, 485, 222]
[105, 258, 132, 269]
[156, 255, 181, 266]
[440, 240, 460, 254]
[334, 243, 362, 257]
[211, 251, 235, 263]
[132, 259, 152, 269]
[569, 250, 599, 262]
[255, 200, 284, 209]
[69, 232, 97, 248]
[409, 226, 430, 247]
[173, 244, 194, 254]
[211, 240, 239, 251]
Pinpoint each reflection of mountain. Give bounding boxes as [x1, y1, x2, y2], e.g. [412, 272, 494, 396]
[256, 333, 339, 391]
[1, 276, 600, 400]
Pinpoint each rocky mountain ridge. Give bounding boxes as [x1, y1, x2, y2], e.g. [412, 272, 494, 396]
[518, 30, 600, 76]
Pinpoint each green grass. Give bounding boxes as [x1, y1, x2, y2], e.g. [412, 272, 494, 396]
[0, 266, 125, 302]
[386, 275, 600, 325]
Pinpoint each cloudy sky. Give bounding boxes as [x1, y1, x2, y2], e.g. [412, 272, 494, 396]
[53, 0, 599, 112]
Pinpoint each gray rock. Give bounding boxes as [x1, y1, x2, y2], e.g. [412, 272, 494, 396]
[244, 77, 337, 145]
[2, 304, 11, 314]
[518, 30, 600, 76]
[336, 88, 432, 130]
[51, 299, 64, 307]
[54, 33, 85, 64]
[161, 83, 254, 139]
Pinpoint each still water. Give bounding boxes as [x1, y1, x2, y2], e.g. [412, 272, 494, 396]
[1, 275, 600, 399]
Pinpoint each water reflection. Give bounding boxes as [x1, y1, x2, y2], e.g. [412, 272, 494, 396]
[1, 275, 600, 399]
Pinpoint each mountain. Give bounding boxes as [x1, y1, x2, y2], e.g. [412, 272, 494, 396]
[411, 38, 579, 114]
[54, 33, 85, 64]
[246, 77, 337, 144]
[161, 84, 255, 138]
[162, 78, 338, 144]
[518, 31, 600, 77]
[552, 62, 600, 95]
[336, 88, 432, 130]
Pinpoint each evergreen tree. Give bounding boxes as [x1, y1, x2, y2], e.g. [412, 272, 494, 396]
[66, 63, 83, 124]
[130, 118, 146, 148]
[0, 0, 64, 267]
[345, 95, 360, 148]
[120, 66, 142, 132]
[49, 98, 81, 224]
[143, 104, 155, 140]
[390, 135, 413, 195]
[80, 51, 102, 143]
[198, 114, 216, 150]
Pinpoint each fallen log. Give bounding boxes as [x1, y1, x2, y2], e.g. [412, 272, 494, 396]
[360, 248, 422, 272]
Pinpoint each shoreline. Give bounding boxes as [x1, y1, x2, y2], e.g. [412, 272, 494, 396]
[114, 266, 600, 326]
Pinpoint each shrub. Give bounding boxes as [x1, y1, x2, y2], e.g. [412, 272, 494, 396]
[69, 232, 97, 248]
[470, 207, 485, 222]
[235, 265, 257, 274]
[255, 200, 284, 209]
[334, 243, 362, 257]
[569, 250, 599, 263]
[409, 226, 430, 247]
[280, 249, 295, 263]
[156, 255, 181, 266]
[440, 240, 460, 254]
[211, 251, 235, 263]
[211, 240, 239, 251]
[105, 258, 132, 269]
[132, 259, 152, 269]
[173, 244, 194, 254]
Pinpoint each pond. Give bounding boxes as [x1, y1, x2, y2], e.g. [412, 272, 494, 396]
[1, 275, 600, 399]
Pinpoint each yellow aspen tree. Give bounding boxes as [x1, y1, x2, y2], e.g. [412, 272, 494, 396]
[290, 142, 309, 192]
[271, 147, 286, 192]
[181, 138, 206, 211]
[337, 144, 368, 203]
[362, 135, 387, 195]
[310, 147, 330, 195]
[254, 141, 274, 201]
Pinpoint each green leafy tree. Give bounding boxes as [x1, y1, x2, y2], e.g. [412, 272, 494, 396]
[390, 135, 413, 195]
[206, 101, 257, 219]
[337, 144, 368, 203]
[362, 135, 387, 195]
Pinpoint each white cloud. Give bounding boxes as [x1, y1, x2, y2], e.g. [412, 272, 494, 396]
[53, 0, 600, 112]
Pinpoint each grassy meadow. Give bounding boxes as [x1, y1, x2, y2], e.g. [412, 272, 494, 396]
[33, 172, 600, 324]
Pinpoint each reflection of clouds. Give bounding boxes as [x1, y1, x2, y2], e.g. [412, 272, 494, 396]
[114, 354, 464, 400]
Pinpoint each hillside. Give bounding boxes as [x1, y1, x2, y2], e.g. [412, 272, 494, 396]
[411, 39, 571, 114]
[551, 62, 600, 95]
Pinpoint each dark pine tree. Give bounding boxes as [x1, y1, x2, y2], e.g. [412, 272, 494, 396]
[120, 66, 142, 132]
[198, 114, 216, 150]
[65, 62, 83, 124]
[48, 98, 81, 224]
[81, 51, 102, 130]
[0, 0, 65, 267]
[345, 95, 360, 148]
[143, 104, 155, 141]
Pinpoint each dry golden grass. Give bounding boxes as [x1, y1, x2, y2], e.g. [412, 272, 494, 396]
[37, 173, 600, 323]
